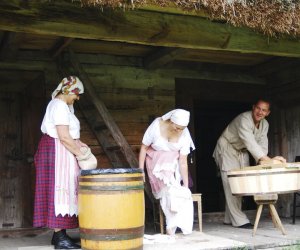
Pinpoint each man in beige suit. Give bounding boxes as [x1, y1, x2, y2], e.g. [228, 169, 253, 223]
[213, 99, 285, 228]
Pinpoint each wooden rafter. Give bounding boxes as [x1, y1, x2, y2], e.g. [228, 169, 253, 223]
[49, 37, 74, 58]
[143, 48, 186, 69]
[0, 59, 266, 85]
[0, 1, 299, 57]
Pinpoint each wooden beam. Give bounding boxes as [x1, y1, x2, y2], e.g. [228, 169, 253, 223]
[250, 58, 300, 77]
[0, 1, 299, 57]
[137, 4, 208, 18]
[143, 48, 186, 69]
[68, 49, 139, 168]
[79, 60, 266, 85]
[0, 56, 265, 85]
[268, 81, 300, 107]
[143, 48, 185, 69]
[176, 78, 266, 102]
[0, 31, 20, 61]
[267, 65, 300, 86]
[0, 60, 53, 71]
[49, 37, 74, 58]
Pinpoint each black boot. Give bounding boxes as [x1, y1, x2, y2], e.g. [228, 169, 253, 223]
[52, 230, 81, 249]
[51, 229, 65, 245]
[51, 229, 80, 245]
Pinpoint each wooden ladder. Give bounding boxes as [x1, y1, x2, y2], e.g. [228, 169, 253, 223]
[57, 49, 153, 198]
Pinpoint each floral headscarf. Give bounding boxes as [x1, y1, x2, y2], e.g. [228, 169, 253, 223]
[51, 76, 84, 99]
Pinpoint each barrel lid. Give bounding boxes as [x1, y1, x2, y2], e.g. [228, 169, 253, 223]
[81, 168, 143, 176]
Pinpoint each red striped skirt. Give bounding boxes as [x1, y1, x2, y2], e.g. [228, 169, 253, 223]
[33, 134, 78, 229]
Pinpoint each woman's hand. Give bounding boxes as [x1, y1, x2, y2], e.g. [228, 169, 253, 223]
[138, 144, 149, 179]
[78, 140, 88, 148]
[179, 154, 189, 188]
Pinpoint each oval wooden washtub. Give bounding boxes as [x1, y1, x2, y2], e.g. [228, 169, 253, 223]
[227, 163, 300, 196]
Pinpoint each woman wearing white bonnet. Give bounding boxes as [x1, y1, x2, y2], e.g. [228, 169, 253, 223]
[33, 76, 96, 249]
[165, 109, 190, 127]
[139, 108, 195, 236]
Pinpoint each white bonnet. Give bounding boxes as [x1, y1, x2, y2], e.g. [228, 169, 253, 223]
[161, 109, 190, 127]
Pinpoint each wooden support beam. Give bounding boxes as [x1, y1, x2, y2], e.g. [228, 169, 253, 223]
[0, 31, 20, 61]
[68, 49, 139, 168]
[0, 1, 299, 57]
[143, 48, 186, 69]
[251, 58, 300, 77]
[49, 37, 74, 58]
[0, 55, 266, 85]
[0, 60, 54, 71]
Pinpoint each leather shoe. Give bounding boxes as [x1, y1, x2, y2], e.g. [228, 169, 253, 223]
[237, 223, 253, 229]
[51, 230, 80, 245]
[52, 230, 81, 249]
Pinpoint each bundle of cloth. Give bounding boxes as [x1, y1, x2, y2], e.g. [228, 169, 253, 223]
[76, 146, 97, 170]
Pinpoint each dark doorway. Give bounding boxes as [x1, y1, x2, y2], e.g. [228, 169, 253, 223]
[175, 78, 266, 213]
[193, 100, 253, 212]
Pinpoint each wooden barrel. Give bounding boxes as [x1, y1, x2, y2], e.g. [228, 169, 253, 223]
[227, 165, 300, 196]
[78, 168, 145, 250]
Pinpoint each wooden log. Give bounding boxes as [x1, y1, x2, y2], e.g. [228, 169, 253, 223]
[0, 1, 299, 57]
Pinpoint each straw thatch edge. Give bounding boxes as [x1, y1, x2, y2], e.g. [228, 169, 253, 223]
[79, 0, 300, 37]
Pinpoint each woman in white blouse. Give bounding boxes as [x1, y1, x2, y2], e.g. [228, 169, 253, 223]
[33, 76, 89, 249]
[139, 109, 195, 236]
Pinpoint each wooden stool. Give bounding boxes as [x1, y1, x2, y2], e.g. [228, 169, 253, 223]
[159, 193, 202, 233]
[192, 193, 202, 232]
[253, 194, 286, 236]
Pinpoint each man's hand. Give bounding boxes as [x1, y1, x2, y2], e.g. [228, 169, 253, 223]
[259, 156, 271, 162]
[272, 156, 287, 163]
[259, 155, 287, 165]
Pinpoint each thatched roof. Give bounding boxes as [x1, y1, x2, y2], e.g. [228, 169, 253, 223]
[80, 0, 300, 37]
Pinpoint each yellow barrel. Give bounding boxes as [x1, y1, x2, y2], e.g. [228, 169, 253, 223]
[78, 168, 145, 250]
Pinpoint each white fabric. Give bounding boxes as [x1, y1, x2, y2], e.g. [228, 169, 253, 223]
[152, 160, 180, 190]
[160, 186, 193, 234]
[76, 146, 97, 170]
[143, 234, 176, 244]
[161, 109, 190, 127]
[142, 118, 195, 155]
[41, 99, 80, 139]
[54, 138, 80, 217]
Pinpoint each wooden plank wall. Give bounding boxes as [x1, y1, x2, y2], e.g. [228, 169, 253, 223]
[45, 53, 255, 168]
[0, 92, 22, 229]
[267, 63, 300, 162]
[44, 55, 176, 168]
[267, 63, 300, 217]
[0, 73, 45, 229]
